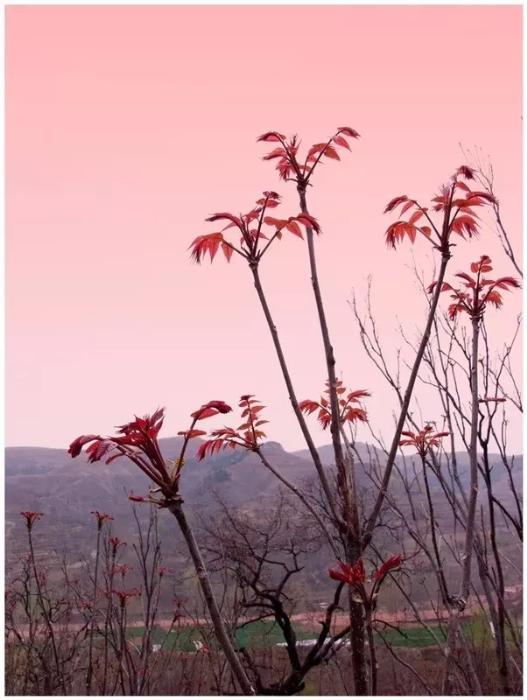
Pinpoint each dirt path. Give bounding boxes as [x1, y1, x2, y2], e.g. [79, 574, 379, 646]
[11, 604, 480, 639]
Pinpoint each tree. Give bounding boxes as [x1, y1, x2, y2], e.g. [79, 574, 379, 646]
[66, 127, 519, 695]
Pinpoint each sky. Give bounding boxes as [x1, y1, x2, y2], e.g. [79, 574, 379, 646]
[6, 5, 523, 453]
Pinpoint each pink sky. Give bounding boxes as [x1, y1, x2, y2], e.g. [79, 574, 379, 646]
[6, 6, 522, 452]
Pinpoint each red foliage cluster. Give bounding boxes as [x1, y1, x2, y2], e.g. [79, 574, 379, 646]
[329, 559, 366, 585]
[329, 555, 402, 586]
[20, 511, 43, 530]
[69, 401, 241, 506]
[108, 536, 126, 551]
[189, 191, 321, 265]
[299, 380, 369, 430]
[91, 511, 114, 529]
[258, 127, 359, 182]
[69, 409, 167, 473]
[428, 255, 520, 320]
[373, 554, 404, 582]
[399, 424, 449, 458]
[196, 395, 268, 461]
[328, 554, 403, 608]
[384, 166, 497, 251]
[69, 408, 178, 505]
[112, 588, 141, 607]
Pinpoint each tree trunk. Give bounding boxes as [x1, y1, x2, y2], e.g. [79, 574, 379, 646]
[86, 525, 102, 694]
[297, 184, 368, 694]
[461, 314, 480, 603]
[443, 313, 482, 695]
[168, 502, 255, 695]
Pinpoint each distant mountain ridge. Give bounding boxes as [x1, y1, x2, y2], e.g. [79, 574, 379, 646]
[5, 438, 522, 570]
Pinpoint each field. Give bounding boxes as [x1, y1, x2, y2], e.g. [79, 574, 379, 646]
[127, 617, 495, 652]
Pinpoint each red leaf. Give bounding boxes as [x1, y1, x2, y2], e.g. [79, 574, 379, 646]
[347, 389, 371, 402]
[298, 400, 320, 415]
[221, 242, 233, 262]
[385, 221, 419, 248]
[264, 216, 287, 229]
[342, 407, 368, 423]
[484, 290, 503, 308]
[493, 276, 521, 290]
[197, 409, 220, 419]
[68, 434, 101, 458]
[262, 147, 286, 161]
[373, 554, 403, 581]
[295, 213, 321, 234]
[465, 190, 497, 205]
[471, 255, 492, 273]
[383, 195, 408, 214]
[450, 215, 479, 238]
[189, 233, 224, 264]
[409, 210, 424, 225]
[285, 220, 303, 238]
[85, 440, 114, 464]
[177, 429, 207, 439]
[192, 400, 232, 420]
[337, 126, 360, 139]
[206, 212, 242, 228]
[448, 302, 466, 319]
[328, 559, 366, 585]
[257, 131, 286, 143]
[455, 272, 476, 288]
[455, 165, 475, 180]
[321, 144, 340, 160]
[333, 134, 350, 150]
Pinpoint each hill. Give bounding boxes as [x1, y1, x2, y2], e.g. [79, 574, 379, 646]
[6, 439, 522, 577]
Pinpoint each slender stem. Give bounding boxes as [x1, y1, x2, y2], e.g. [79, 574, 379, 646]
[168, 501, 255, 695]
[366, 609, 378, 696]
[444, 312, 483, 697]
[101, 545, 116, 695]
[480, 441, 511, 694]
[27, 528, 65, 693]
[421, 454, 450, 605]
[250, 262, 341, 527]
[340, 427, 361, 541]
[297, 186, 352, 535]
[86, 525, 102, 694]
[297, 182, 367, 695]
[362, 252, 451, 547]
[174, 416, 199, 484]
[117, 601, 127, 694]
[460, 314, 480, 602]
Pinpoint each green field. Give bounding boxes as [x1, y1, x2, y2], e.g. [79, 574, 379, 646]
[128, 615, 512, 652]
[127, 619, 315, 652]
[375, 624, 449, 648]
